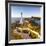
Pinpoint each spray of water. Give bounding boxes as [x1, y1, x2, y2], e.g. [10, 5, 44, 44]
[20, 12, 23, 24]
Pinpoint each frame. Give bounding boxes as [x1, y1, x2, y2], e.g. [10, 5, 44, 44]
[5, 0, 45, 46]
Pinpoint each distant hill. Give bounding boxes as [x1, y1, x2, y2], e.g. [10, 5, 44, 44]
[11, 17, 31, 23]
[11, 18, 21, 23]
[11, 16, 41, 25]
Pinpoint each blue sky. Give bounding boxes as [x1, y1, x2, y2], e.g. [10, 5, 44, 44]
[11, 6, 41, 18]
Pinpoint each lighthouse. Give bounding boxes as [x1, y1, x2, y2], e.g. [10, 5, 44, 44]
[20, 12, 23, 24]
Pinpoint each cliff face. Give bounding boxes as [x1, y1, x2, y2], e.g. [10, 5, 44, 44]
[30, 17, 41, 25]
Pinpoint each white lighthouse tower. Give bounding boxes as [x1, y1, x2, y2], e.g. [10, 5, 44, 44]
[20, 12, 23, 24]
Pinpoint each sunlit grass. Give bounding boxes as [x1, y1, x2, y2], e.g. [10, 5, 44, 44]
[10, 18, 41, 39]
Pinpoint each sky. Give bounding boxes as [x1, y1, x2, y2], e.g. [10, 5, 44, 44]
[11, 5, 41, 18]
